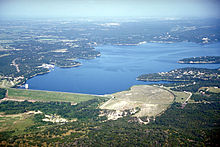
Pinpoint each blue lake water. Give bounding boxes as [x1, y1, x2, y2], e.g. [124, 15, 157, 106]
[25, 42, 220, 95]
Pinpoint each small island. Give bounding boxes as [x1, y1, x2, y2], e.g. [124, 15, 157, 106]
[178, 56, 220, 64]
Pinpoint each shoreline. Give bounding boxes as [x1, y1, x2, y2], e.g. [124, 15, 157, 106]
[4, 84, 167, 103]
[15, 61, 84, 88]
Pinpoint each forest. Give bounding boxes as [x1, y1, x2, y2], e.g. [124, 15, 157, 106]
[0, 88, 6, 99]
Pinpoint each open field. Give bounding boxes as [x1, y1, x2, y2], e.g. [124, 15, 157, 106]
[100, 85, 174, 117]
[160, 86, 191, 103]
[0, 111, 37, 134]
[172, 91, 191, 103]
[7, 88, 103, 103]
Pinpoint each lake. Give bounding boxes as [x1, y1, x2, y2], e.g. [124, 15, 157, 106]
[24, 42, 220, 95]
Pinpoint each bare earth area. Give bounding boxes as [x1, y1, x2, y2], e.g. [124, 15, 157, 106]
[100, 85, 174, 118]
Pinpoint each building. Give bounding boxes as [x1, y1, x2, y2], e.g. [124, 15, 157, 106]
[25, 84, 29, 89]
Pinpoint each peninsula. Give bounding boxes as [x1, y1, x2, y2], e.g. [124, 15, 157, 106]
[178, 56, 220, 64]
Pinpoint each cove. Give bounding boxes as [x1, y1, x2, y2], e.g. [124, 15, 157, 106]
[24, 42, 220, 95]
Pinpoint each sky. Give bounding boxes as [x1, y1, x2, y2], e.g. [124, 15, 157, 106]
[0, 0, 219, 18]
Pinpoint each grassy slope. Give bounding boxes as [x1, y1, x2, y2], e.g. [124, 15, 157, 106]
[7, 88, 103, 103]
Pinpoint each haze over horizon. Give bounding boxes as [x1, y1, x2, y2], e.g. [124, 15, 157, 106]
[0, 0, 220, 19]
